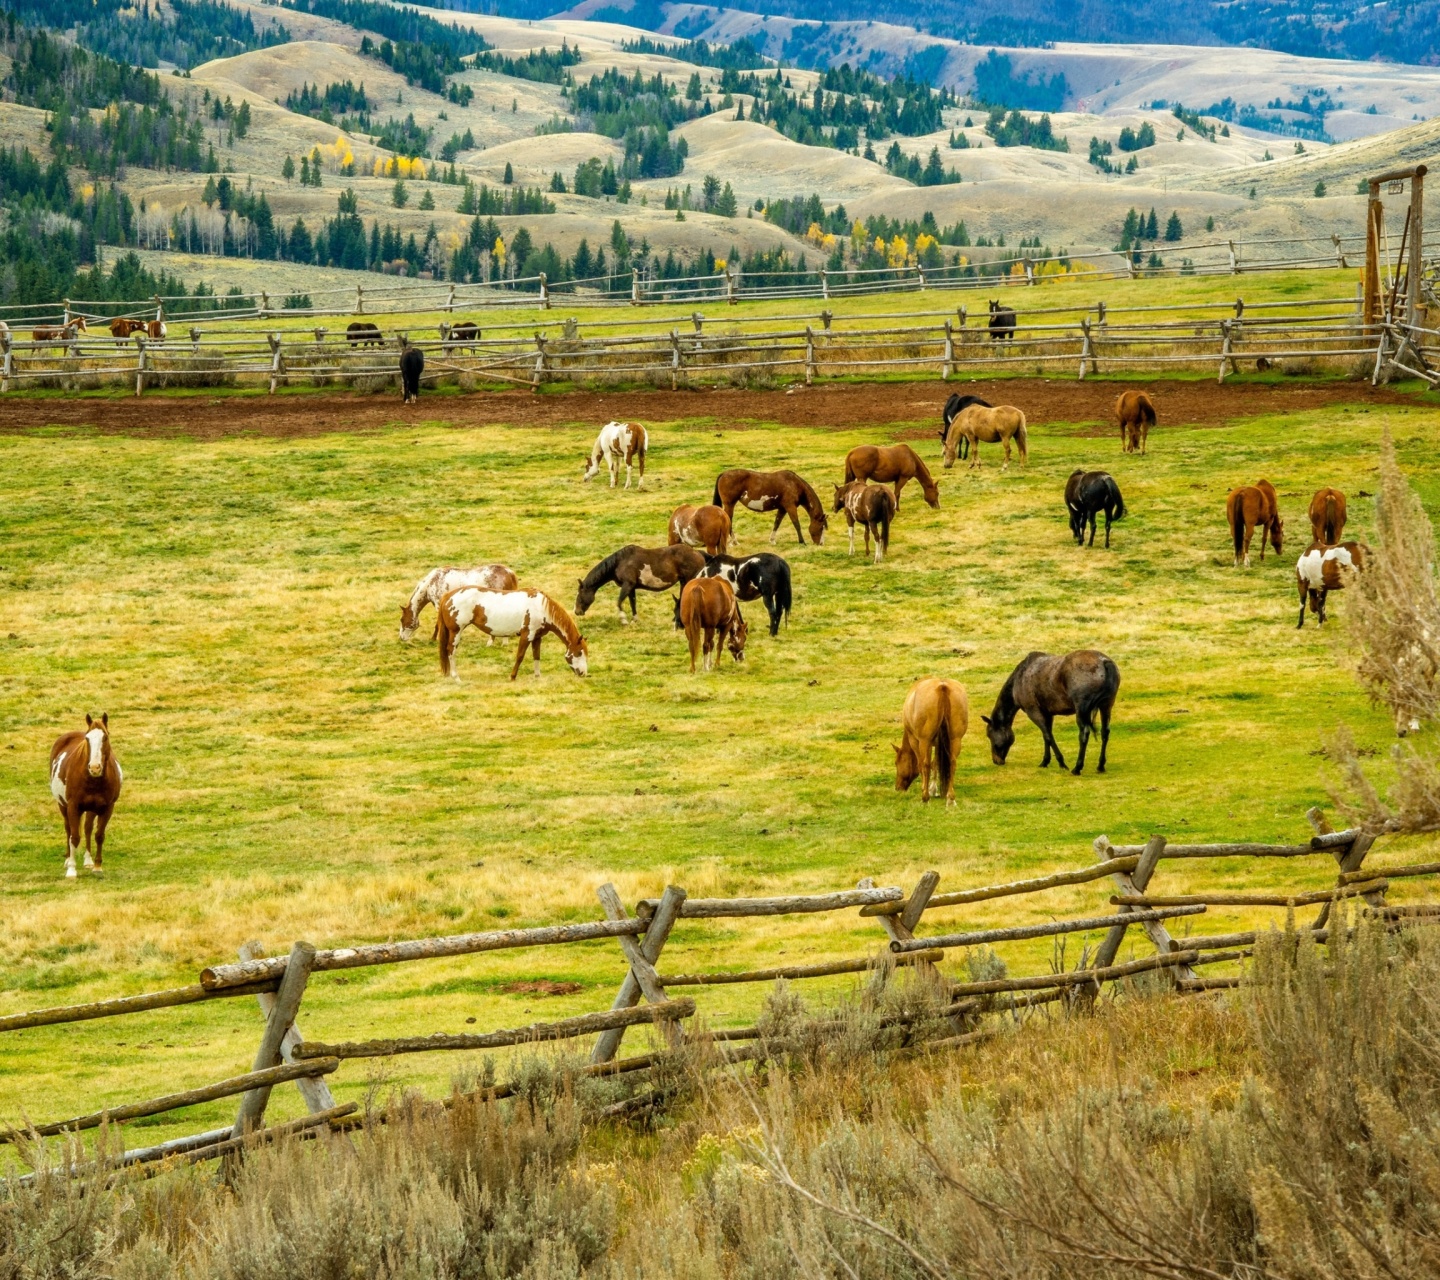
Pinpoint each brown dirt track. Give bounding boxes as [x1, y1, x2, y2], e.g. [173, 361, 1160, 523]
[0, 378, 1425, 439]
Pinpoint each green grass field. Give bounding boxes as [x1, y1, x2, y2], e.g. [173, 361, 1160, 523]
[3, 380, 1439, 1165]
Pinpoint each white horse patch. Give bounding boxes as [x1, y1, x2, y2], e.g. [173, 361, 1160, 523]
[1297, 545, 1353, 590]
[50, 750, 68, 803]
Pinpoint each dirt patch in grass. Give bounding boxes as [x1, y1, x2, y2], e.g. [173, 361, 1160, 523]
[0, 377, 1421, 441]
[498, 980, 584, 996]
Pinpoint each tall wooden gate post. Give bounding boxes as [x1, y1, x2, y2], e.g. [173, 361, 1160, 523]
[232, 940, 318, 1136]
[591, 885, 686, 1063]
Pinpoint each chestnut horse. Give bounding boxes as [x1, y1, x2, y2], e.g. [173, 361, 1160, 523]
[1116, 390, 1156, 454]
[109, 317, 147, 344]
[437, 588, 588, 680]
[583, 421, 648, 489]
[1296, 540, 1366, 628]
[1309, 487, 1347, 544]
[679, 576, 747, 672]
[895, 678, 969, 806]
[1227, 480, 1283, 567]
[943, 404, 1028, 471]
[576, 544, 705, 623]
[842, 445, 940, 510]
[669, 504, 731, 556]
[50, 713, 122, 877]
[711, 469, 827, 545]
[983, 650, 1120, 776]
[832, 482, 894, 563]
[401, 564, 517, 641]
[32, 317, 86, 350]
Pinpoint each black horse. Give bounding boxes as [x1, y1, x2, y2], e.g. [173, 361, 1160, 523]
[983, 650, 1120, 776]
[400, 341, 424, 403]
[939, 393, 993, 460]
[988, 300, 1016, 342]
[1065, 470, 1127, 548]
[672, 553, 793, 637]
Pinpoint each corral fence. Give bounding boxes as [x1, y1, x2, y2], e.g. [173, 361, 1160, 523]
[4, 806, 1437, 1183]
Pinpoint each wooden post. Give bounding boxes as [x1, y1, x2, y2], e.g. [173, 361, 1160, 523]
[232, 941, 317, 1137]
[1096, 300, 1106, 330]
[0, 328, 11, 393]
[1088, 836, 1197, 991]
[804, 325, 815, 385]
[355, 284, 364, 314]
[593, 885, 682, 1054]
[134, 333, 147, 397]
[917, 265, 927, 290]
[592, 886, 686, 1064]
[446, 283, 456, 312]
[539, 272, 550, 309]
[190, 327, 201, 355]
[533, 333, 547, 388]
[153, 294, 164, 323]
[238, 941, 336, 1116]
[1307, 808, 1382, 928]
[1228, 241, 1239, 274]
[631, 267, 641, 306]
[727, 266, 738, 305]
[259, 291, 269, 319]
[63, 298, 72, 327]
[859, 873, 940, 984]
[1364, 186, 1384, 332]
[1333, 234, 1348, 269]
[670, 328, 681, 390]
[1218, 319, 1232, 384]
[267, 332, 282, 394]
[821, 269, 830, 300]
[1023, 257, 1035, 286]
[1079, 317, 1093, 380]
[692, 311, 704, 334]
[1407, 168, 1425, 331]
[820, 309, 833, 331]
[942, 319, 954, 380]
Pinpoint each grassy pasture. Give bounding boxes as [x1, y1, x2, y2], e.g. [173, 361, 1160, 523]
[2, 383, 1439, 1164]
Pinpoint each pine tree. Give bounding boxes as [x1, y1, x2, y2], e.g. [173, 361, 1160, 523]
[686, 71, 702, 102]
[419, 188, 435, 210]
[392, 178, 409, 208]
[282, 155, 295, 182]
[716, 181, 737, 217]
[503, 161, 513, 184]
[298, 155, 310, 186]
[1144, 207, 1159, 239]
[1164, 210, 1182, 241]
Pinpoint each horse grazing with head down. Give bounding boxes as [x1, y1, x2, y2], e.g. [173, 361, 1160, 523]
[1296, 540, 1366, 628]
[1226, 480, 1283, 567]
[1309, 487, 1347, 544]
[842, 445, 939, 510]
[943, 404, 1028, 471]
[711, 469, 827, 544]
[437, 588, 588, 680]
[584, 421, 648, 489]
[1065, 470, 1127, 548]
[984, 650, 1120, 776]
[895, 678, 969, 806]
[401, 565, 517, 641]
[669, 504, 731, 556]
[832, 482, 894, 563]
[1116, 390, 1156, 454]
[577, 544, 705, 623]
[694, 552, 792, 636]
[50, 713, 122, 877]
[939, 394, 993, 459]
[678, 576, 747, 672]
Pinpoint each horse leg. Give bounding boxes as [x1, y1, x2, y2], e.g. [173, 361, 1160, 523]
[608, 452, 618, 488]
[847, 516, 856, 556]
[1072, 709, 1092, 776]
[62, 804, 79, 878]
[509, 627, 530, 680]
[617, 585, 631, 626]
[1104, 507, 1112, 549]
[771, 508, 786, 545]
[1317, 588, 1329, 625]
[704, 625, 716, 672]
[94, 809, 110, 869]
[531, 632, 544, 675]
[919, 734, 933, 802]
[765, 589, 780, 637]
[1087, 511, 1097, 547]
[786, 505, 804, 545]
[83, 811, 96, 869]
[1001, 439, 1011, 472]
[1097, 702, 1112, 773]
[893, 477, 904, 510]
[1242, 523, 1254, 569]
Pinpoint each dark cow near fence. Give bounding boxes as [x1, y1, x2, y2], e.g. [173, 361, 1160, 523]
[347, 321, 383, 347]
[400, 341, 424, 403]
[988, 300, 1016, 342]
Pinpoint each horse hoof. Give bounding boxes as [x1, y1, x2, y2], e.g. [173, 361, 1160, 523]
[1072, 767, 1084, 776]
[65, 865, 77, 878]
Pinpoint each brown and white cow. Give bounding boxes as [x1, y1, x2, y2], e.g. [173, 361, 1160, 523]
[49, 714, 123, 877]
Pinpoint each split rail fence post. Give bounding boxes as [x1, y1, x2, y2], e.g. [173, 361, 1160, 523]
[539, 273, 550, 309]
[670, 329, 682, 390]
[631, 268, 641, 306]
[804, 325, 815, 385]
[727, 267, 738, 306]
[592, 885, 686, 1064]
[942, 319, 954, 379]
[1, 328, 11, 392]
[1229, 241, 1240, 274]
[1088, 835, 1196, 993]
[447, 284, 456, 312]
[134, 334, 147, 397]
[858, 872, 939, 981]
[1307, 807, 1381, 928]
[232, 940, 317, 1137]
[533, 333, 547, 388]
[1218, 320, 1232, 384]
[237, 941, 336, 1117]
[1079, 317, 1094, 380]
[190, 327, 202, 355]
[154, 294, 165, 323]
[259, 291, 269, 320]
[1333, 235, 1348, 269]
[1023, 257, 1035, 286]
[355, 285, 364, 314]
[821, 269, 830, 300]
[267, 333, 283, 394]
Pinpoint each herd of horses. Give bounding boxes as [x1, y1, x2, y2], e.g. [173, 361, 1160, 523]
[1, 317, 169, 350]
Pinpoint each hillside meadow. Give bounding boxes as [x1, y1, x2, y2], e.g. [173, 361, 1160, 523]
[2, 379, 1439, 1165]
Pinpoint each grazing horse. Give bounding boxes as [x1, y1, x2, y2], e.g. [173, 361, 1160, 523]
[401, 564, 518, 641]
[678, 576, 748, 672]
[441, 320, 480, 354]
[669, 504, 731, 557]
[988, 300, 1016, 341]
[832, 482, 894, 563]
[983, 650, 1120, 776]
[894, 678, 970, 806]
[695, 552, 792, 636]
[33, 318, 86, 350]
[842, 445, 940, 511]
[711, 469, 827, 544]
[347, 321, 383, 347]
[50, 714, 122, 878]
[939, 393, 993, 458]
[400, 342, 424, 403]
[1065, 470, 1127, 548]
[146, 319, 167, 343]
[109, 317, 146, 344]
[1296, 540, 1366, 628]
[1226, 480, 1283, 567]
[584, 421, 648, 489]
[943, 404, 1029, 471]
[577, 544, 705, 623]
[1309, 487, 1347, 544]
[1116, 390, 1156, 454]
[437, 588, 588, 680]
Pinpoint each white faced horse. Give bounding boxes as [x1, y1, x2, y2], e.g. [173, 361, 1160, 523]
[401, 565, 518, 641]
[583, 421, 648, 489]
[436, 588, 589, 681]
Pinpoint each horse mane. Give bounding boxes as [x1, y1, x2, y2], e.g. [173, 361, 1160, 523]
[540, 593, 582, 647]
[795, 475, 824, 515]
[907, 447, 936, 487]
[990, 666, 1021, 726]
[581, 546, 634, 591]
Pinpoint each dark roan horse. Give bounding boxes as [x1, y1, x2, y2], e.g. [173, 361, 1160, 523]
[939, 393, 993, 460]
[983, 650, 1120, 775]
[576, 544, 706, 623]
[685, 553, 792, 636]
[1065, 470, 1127, 548]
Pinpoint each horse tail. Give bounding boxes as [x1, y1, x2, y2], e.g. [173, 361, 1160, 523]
[1111, 479, 1127, 521]
[1101, 655, 1122, 704]
[1230, 495, 1245, 561]
[1324, 493, 1339, 544]
[775, 559, 792, 624]
[934, 710, 954, 801]
[1014, 415, 1029, 464]
[1140, 393, 1156, 427]
[438, 608, 455, 677]
[843, 456, 857, 484]
[711, 477, 723, 507]
[877, 493, 893, 553]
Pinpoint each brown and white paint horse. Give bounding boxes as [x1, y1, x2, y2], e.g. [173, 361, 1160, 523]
[401, 565, 518, 641]
[678, 576, 747, 672]
[843, 444, 940, 511]
[832, 482, 894, 563]
[576, 544, 705, 623]
[50, 714, 122, 877]
[583, 421, 648, 489]
[711, 469, 827, 545]
[437, 588, 588, 680]
[895, 678, 969, 806]
[668, 504, 732, 557]
[1296, 540, 1366, 628]
[33, 317, 87, 350]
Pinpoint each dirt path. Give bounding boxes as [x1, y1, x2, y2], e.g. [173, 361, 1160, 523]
[1, 378, 1425, 441]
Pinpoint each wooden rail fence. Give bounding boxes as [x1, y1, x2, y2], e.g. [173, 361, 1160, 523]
[4, 805, 1439, 1182]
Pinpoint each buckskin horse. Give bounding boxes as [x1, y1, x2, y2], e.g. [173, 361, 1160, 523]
[1227, 480, 1283, 567]
[842, 445, 940, 511]
[1296, 540, 1366, 628]
[401, 564, 518, 641]
[50, 713, 122, 878]
[711, 469, 827, 544]
[584, 421, 649, 489]
[832, 482, 894, 563]
[1065, 470, 1127, 548]
[895, 678, 970, 806]
[943, 404, 1029, 471]
[668, 504, 731, 556]
[983, 650, 1120, 776]
[1116, 390, 1156, 454]
[437, 588, 588, 680]
[678, 576, 748, 672]
[577, 544, 705, 624]
[939, 393, 993, 459]
[695, 552, 792, 636]
[1309, 487, 1347, 544]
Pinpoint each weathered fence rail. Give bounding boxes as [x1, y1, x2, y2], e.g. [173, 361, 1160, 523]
[4, 806, 1439, 1184]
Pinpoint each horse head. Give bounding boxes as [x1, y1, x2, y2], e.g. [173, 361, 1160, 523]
[893, 742, 920, 792]
[565, 633, 589, 677]
[727, 613, 748, 663]
[808, 509, 828, 544]
[1270, 514, 1285, 557]
[574, 577, 595, 616]
[83, 712, 111, 777]
[980, 713, 1014, 766]
[831, 484, 846, 513]
[672, 592, 684, 629]
[399, 602, 420, 640]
